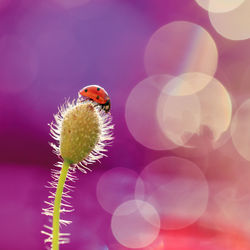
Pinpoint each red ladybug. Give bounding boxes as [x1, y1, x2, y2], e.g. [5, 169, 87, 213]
[78, 85, 111, 113]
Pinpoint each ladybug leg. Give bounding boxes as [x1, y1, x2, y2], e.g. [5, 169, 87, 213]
[92, 102, 100, 109]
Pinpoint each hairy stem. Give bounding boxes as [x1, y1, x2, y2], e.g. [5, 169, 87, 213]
[52, 160, 70, 250]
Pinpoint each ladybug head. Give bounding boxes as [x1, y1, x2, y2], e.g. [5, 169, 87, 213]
[103, 99, 111, 113]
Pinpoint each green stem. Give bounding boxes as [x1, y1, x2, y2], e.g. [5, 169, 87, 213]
[52, 160, 70, 250]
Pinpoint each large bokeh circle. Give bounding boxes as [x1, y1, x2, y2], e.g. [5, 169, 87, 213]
[195, 0, 245, 13]
[231, 99, 250, 161]
[125, 74, 178, 150]
[96, 167, 140, 214]
[135, 157, 209, 230]
[111, 200, 160, 248]
[144, 21, 218, 76]
[209, 0, 250, 40]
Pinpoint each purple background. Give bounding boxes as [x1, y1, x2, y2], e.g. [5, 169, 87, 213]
[1, 0, 250, 249]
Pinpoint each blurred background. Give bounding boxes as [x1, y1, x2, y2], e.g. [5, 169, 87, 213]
[1, 0, 250, 249]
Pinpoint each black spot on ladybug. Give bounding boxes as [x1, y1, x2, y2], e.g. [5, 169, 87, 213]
[97, 87, 100, 91]
[85, 89, 88, 92]
[96, 95, 100, 100]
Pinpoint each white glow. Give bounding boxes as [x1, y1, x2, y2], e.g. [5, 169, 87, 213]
[111, 200, 160, 248]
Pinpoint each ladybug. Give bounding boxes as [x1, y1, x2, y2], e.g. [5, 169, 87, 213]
[78, 85, 111, 113]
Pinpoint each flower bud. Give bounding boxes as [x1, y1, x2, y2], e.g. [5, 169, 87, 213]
[43, 98, 113, 247]
[60, 103, 100, 164]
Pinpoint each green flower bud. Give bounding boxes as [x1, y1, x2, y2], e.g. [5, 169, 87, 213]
[49, 99, 114, 171]
[42, 98, 114, 247]
[60, 103, 100, 164]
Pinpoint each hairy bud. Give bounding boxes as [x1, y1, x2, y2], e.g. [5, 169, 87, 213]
[60, 103, 100, 164]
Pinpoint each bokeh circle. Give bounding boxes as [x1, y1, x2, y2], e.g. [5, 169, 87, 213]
[195, 0, 245, 13]
[144, 21, 218, 76]
[135, 156, 209, 230]
[111, 200, 160, 249]
[162, 72, 213, 96]
[157, 73, 232, 150]
[156, 84, 201, 148]
[96, 167, 140, 214]
[125, 74, 178, 150]
[209, 0, 250, 40]
[231, 99, 250, 161]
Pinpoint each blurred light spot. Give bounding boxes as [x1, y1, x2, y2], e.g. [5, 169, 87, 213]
[157, 74, 232, 149]
[157, 88, 201, 147]
[96, 167, 140, 214]
[125, 75, 178, 150]
[52, 0, 90, 9]
[144, 21, 218, 76]
[192, 76, 232, 143]
[111, 200, 160, 249]
[0, 35, 38, 94]
[231, 99, 250, 161]
[195, 0, 245, 13]
[135, 157, 209, 230]
[209, 0, 250, 40]
[163, 72, 213, 96]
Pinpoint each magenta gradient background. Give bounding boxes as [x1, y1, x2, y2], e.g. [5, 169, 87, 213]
[1, 0, 250, 250]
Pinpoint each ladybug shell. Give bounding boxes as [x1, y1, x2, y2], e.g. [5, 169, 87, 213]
[79, 85, 109, 105]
